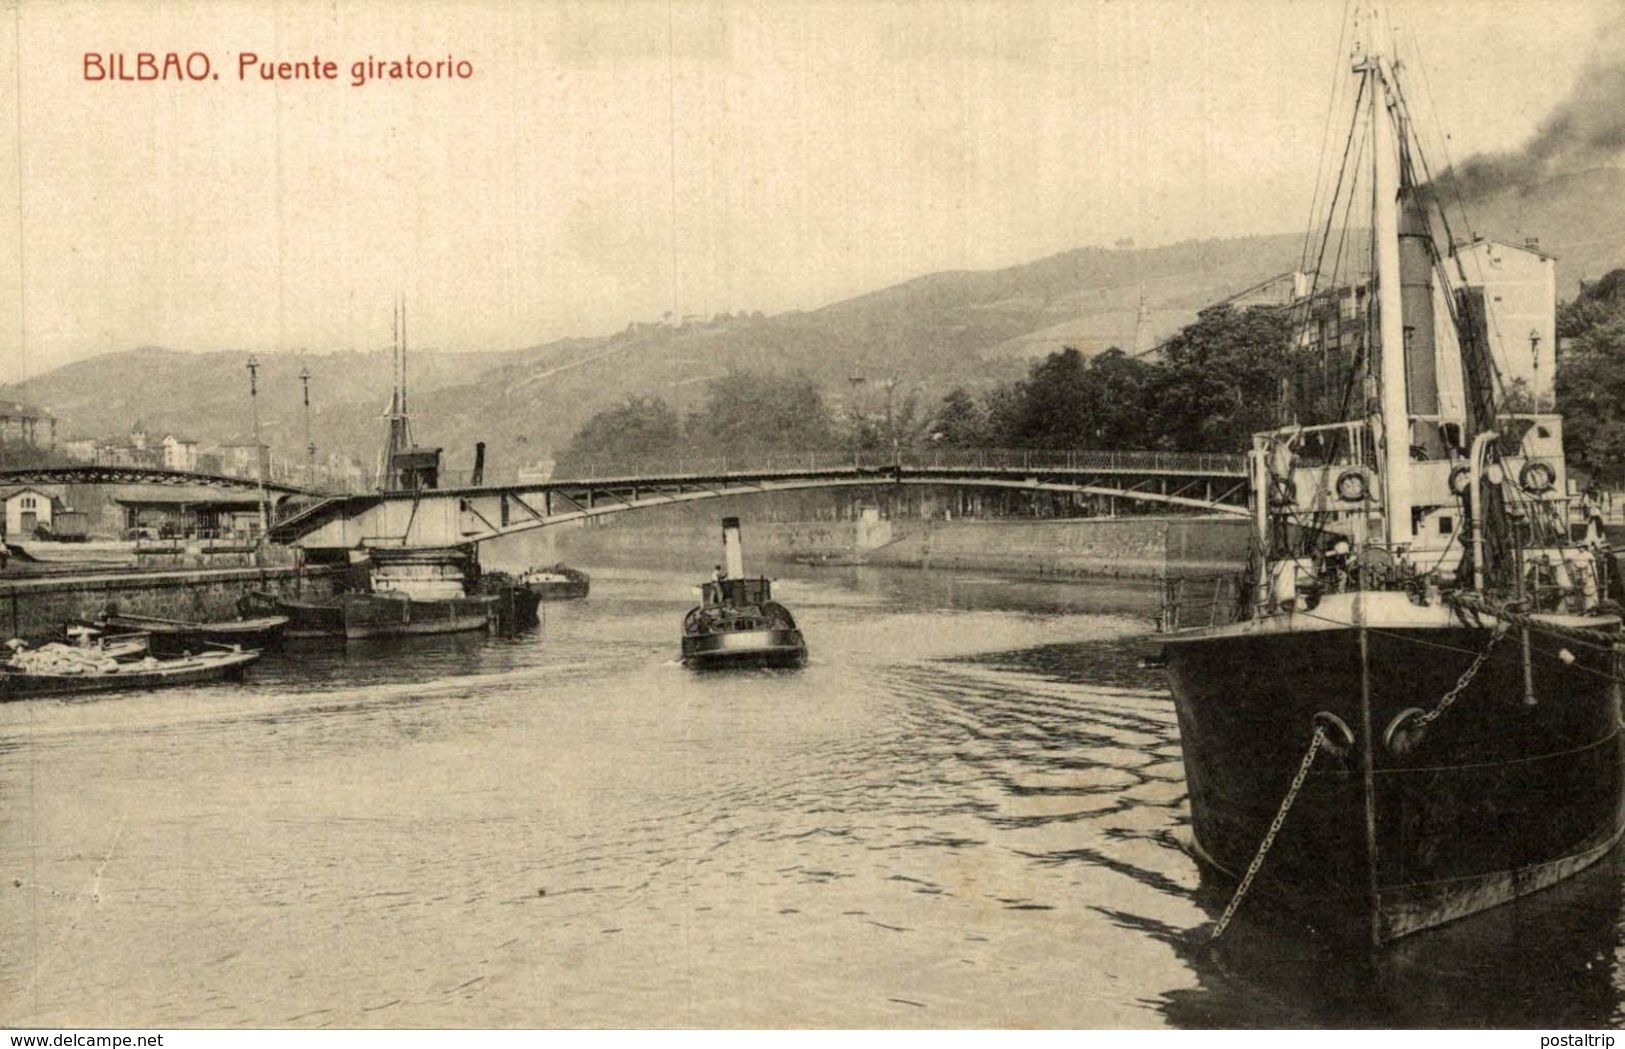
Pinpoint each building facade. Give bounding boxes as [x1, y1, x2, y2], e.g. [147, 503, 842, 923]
[0, 402, 56, 449]
[1285, 238, 1557, 425]
[161, 434, 200, 472]
[3, 487, 57, 537]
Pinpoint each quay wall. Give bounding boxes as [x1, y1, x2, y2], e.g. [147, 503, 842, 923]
[866, 517, 1250, 579]
[0, 563, 348, 642]
[554, 515, 1250, 581]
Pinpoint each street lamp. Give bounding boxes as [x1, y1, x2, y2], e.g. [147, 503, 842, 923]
[847, 370, 866, 462]
[299, 365, 315, 487]
[1529, 329, 1542, 410]
[246, 355, 269, 541]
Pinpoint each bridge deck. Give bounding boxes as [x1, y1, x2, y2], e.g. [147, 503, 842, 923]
[269, 450, 1251, 546]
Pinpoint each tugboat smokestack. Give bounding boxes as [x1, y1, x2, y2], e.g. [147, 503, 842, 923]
[722, 517, 746, 579]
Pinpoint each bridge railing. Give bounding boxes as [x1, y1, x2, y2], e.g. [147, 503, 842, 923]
[519, 448, 1246, 485]
[262, 448, 1250, 503]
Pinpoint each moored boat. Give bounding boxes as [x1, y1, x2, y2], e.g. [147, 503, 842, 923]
[682, 518, 806, 669]
[83, 608, 289, 656]
[1, 642, 261, 701]
[472, 570, 545, 628]
[246, 588, 497, 640]
[521, 564, 590, 601]
[1157, 8, 1625, 945]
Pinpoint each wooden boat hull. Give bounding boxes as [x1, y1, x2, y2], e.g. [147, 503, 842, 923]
[471, 579, 544, 628]
[682, 628, 807, 669]
[340, 593, 497, 639]
[273, 597, 348, 639]
[256, 592, 496, 639]
[522, 567, 590, 601]
[1161, 592, 1625, 943]
[0, 650, 261, 701]
[99, 614, 289, 656]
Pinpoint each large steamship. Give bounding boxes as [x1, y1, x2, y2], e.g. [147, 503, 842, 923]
[1158, 9, 1625, 944]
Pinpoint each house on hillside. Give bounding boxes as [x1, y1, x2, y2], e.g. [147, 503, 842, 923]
[161, 434, 200, 472]
[60, 437, 99, 462]
[0, 401, 56, 450]
[94, 423, 163, 468]
[217, 442, 271, 480]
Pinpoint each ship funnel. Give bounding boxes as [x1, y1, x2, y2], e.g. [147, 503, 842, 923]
[721, 517, 746, 579]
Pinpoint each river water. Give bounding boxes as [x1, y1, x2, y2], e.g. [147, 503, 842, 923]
[2, 564, 1622, 1029]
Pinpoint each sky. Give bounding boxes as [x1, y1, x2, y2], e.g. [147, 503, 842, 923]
[0, 0, 1615, 383]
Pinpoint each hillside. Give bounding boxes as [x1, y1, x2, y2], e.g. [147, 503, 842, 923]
[3, 166, 1619, 478]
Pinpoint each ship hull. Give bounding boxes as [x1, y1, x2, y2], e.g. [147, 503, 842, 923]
[97, 614, 288, 656]
[0, 650, 260, 701]
[256, 592, 496, 640]
[682, 628, 807, 669]
[524, 578, 590, 601]
[340, 593, 497, 640]
[1162, 591, 1625, 944]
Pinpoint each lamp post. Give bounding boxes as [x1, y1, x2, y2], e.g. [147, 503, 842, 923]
[882, 377, 901, 464]
[299, 365, 315, 488]
[847, 370, 866, 463]
[247, 355, 269, 541]
[1529, 330, 1542, 411]
[880, 377, 927, 466]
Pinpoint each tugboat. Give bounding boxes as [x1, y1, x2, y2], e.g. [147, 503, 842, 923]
[1158, 7, 1624, 945]
[682, 517, 807, 669]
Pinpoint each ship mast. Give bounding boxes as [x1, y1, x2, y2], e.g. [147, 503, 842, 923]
[1361, 6, 1411, 550]
[381, 294, 414, 491]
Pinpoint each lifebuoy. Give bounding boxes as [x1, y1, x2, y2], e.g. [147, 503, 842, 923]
[1334, 470, 1368, 502]
[1519, 460, 1556, 493]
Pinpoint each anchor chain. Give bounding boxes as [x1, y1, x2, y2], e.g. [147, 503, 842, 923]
[1411, 622, 1508, 731]
[1207, 724, 1325, 943]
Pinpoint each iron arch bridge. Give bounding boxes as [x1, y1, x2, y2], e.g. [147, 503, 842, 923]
[270, 449, 1249, 549]
[0, 465, 314, 496]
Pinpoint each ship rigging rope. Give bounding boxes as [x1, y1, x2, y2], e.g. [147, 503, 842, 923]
[1293, 603, 1625, 693]
[1447, 592, 1622, 650]
[1207, 724, 1326, 944]
[1299, 0, 1358, 277]
[1291, 75, 1367, 345]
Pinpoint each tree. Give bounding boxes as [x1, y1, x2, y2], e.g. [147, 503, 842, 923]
[687, 371, 838, 453]
[931, 387, 989, 446]
[1552, 271, 1625, 482]
[1007, 347, 1098, 448]
[1082, 348, 1156, 448]
[555, 395, 681, 473]
[1556, 317, 1625, 484]
[1149, 305, 1294, 452]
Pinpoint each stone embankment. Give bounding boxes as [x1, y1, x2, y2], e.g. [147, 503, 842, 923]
[0, 563, 347, 641]
[557, 515, 1249, 581]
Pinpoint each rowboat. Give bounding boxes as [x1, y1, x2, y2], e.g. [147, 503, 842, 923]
[84, 610, 288, 656]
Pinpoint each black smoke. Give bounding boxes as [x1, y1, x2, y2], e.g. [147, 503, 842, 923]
[1433, 14, 1625, 200]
